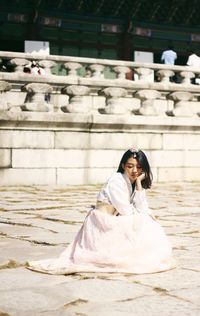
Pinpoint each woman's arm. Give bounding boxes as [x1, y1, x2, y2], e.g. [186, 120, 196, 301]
[135, 173, 156, 219]
[106, 174, 148, 216]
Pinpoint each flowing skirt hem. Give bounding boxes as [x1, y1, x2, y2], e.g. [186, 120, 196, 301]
[26, 258, 177, 276]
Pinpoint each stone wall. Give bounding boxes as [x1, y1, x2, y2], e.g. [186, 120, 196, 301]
[0, 111, 200, 185]
[0, 51, 200, 185]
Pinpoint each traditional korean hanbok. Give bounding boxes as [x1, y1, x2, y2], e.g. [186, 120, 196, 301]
[27, 172, 175, 274]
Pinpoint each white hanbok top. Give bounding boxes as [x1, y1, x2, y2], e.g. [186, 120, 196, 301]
[97, 172, 150, 216]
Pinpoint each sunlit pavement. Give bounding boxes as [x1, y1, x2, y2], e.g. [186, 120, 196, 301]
[0, 183, 200, 316]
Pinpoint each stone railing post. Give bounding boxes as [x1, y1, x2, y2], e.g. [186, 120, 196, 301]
[89, 64, 105, 78]
[134, 89, 161, 115]
[113, 66, 131, 80]
[167, 91, 194, 116]
[61, 85, 91, 113]
[39, 60, 57, 75]
[156, 69, 175, 83]
[64, 62, 82, 77]
[134, 67, 153, 81]
[21, 83, 53, 112]
[100, 87, 128, 114]
[0, 81, 12, 111]
[179, 71, 195, 85]
[9, 58, 30, 73]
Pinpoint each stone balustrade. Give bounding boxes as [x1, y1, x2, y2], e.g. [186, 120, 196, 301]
[0, 51, 200, 185]
[1, 50, 200, 117]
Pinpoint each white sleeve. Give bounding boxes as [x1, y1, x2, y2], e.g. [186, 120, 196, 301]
[133, 190, 151, 215]
[106, 175, 151, 216]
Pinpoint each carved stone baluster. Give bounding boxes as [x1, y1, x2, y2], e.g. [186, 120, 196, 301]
[179, 71, 195, 85]
[0, 81, 12, 111]
[100, 87, 128, 114]
[113, 66, 131, 80]
[167, 91, 194, 117]
[89, 64, 105, 78]
[9, 58, 30, 73]
[39, 60, 56, 75]
[21, 83, 53, 112]
[156, 70, 175, 83]
[61, 85, 91, 113]
[134, 67, 153, 81]
[134, 89, 161, 115]
[64, 62, 82, 77]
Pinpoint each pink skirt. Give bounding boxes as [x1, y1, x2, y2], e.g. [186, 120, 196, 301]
[27, 209, 176, 275]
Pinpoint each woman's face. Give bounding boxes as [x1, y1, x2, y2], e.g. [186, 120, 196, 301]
[122, 157, 143, 183]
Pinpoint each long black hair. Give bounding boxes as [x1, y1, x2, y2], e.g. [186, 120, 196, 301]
[117, 149, 153, 189]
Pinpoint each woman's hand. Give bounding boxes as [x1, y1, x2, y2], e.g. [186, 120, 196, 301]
[137, 172, 145, 181]
[135, 172, 145, 191]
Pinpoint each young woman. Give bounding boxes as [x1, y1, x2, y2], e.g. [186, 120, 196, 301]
[27, 148, 175, 274]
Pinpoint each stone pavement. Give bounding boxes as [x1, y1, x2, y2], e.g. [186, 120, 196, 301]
[0, 183, 200, 316]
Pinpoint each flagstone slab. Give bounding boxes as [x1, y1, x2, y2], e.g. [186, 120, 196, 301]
[130, 268, 200, 291]
[60, 295, 200, 316]
[0, 237, 65, 264]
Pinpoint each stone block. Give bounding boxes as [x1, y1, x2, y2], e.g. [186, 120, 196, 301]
[88, 168, 117, 184]
[57, 167, 116, 185]
[0, 168, 56, 185]
[57, 168, 86, 185]
[158, 168, 184, 182]
[134, 134, 162, 150]
[0, 130, 54, 148]
[12, 149, 66, 168]
[55, 132, 90, 149]
[147, 150, 183, 167]
[151, 167, 158, 182]
[55, 132, 162, 150]
[0, 149, 11, 167]
[158, 167, 200, 182]
[163, 133, 200, 150]
[184, 151, 200, 166]
[184, 167, 200, 181]
[86, 150, 123, 168]
[12, 149, 122, 168]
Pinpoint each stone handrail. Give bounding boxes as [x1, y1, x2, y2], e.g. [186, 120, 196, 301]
[0, 50, 200, 117]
